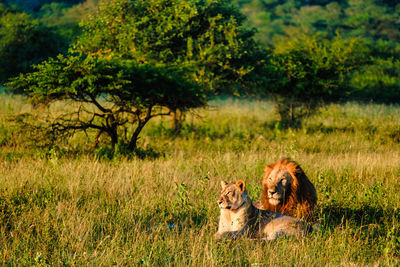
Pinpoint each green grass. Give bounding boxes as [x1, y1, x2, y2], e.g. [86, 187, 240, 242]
[1, 95, 400, 265]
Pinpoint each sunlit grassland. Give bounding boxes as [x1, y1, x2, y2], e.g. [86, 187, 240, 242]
[1, 94, 400, 265]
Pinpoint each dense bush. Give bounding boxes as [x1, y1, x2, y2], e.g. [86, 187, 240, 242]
[264, 35, 369, 127]
[0, 4, 66, 84]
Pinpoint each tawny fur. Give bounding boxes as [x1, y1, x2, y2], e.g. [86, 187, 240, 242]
[261, 159, 317, 220]
[215, 180, 312, 241]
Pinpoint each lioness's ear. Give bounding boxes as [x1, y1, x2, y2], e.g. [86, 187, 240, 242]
[220, 181, 228, 189]
[236, 180, 245, 193]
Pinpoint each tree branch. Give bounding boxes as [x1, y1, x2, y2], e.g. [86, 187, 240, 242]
[151, 111, 172, 117]
[52, 121, 107, 132]
[88, 93, 111, 113]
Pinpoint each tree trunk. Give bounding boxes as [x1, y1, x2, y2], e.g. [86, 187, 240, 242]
[110, 130, 118, 151]
[171, 108, 183, 135]
[106, 114, 119, 151]
[128, 106, 153, 151]
[93, 130, 103, 149]
[128, 122, 145, 151]
[276, 101, 299, 128]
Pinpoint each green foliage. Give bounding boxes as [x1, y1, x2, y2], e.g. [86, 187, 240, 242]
[233, 0, 400, 45]
[1, 0, 85, 11]
[36, 0, 102, 43]
[267, 35, 369, 126]
[350, 58, 400, 103]
[36, 2, 81, 42]
[347, 40, 400, 103]
[7, 54, 205, 150]
[65, 0, 267, 134]
[74, 0, 262, 95]
[232, 0, 400, 108]
[0, 4, 65, 83]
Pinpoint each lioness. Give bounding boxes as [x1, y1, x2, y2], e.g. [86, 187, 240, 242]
[215, 180, 312, 241]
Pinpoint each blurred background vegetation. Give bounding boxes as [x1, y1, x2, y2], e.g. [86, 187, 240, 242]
[234, 0, 400, 104]
[1, 0, 400, 147]
[1, 0, 399, 99]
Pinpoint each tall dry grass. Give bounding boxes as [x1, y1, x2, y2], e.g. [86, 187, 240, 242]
[0, 95, 400, 265]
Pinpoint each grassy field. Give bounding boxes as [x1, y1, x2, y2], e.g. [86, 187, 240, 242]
[1, 95, 400, 265]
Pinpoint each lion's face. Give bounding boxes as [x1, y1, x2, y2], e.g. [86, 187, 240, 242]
[263, 166, 293, 206]
[217, 180, 247, 210]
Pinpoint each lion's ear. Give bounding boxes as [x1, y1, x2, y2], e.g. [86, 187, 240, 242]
[220, 181, 228, 189]
[236, 180, 246, 193]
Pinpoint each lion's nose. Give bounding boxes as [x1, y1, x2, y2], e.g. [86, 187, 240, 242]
[217, 200, 223, 205]
[268, 189, 276, 196]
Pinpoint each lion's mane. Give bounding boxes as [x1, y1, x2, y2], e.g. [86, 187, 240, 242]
[261, 159, 317, 219]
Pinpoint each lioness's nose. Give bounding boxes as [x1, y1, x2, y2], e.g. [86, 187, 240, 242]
[217, 200, 223, 205]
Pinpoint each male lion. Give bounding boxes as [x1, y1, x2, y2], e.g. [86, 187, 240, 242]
[215, 180, 312, 241]
[261, 159, 317, 219]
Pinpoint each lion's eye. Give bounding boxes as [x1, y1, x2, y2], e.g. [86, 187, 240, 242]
[268, 177, 272, 181]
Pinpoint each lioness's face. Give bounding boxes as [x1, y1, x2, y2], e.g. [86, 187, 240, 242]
[264, 167, 293, 206]
[217, 180, 246, 210]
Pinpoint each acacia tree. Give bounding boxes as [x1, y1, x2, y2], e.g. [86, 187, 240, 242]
[73, 0, 263, 133]
[268, 35, 369, 127]
[7, 55, 205, 150]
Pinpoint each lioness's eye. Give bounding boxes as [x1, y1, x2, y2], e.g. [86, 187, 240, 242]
[226, 191, 231, 195]
[268, 177, 272, 181]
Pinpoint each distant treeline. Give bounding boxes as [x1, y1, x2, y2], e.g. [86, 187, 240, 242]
[232, 0, 400, 44]
[0, 0, 100, 81]
[232, 0, 400, 103]
[1, 0, 85, 11]
[1, 0, 400, 104]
